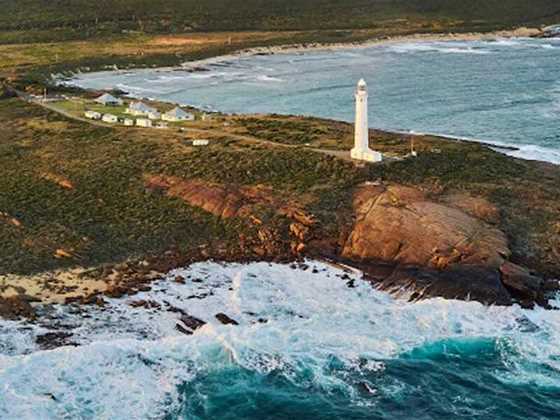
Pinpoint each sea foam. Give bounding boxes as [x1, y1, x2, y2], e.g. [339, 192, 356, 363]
[1, 261, 559, 418]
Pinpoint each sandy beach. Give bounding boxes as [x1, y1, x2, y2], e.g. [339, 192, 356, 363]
[181, 27, 543, 69]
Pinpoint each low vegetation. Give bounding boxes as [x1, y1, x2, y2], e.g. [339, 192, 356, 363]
[1, 96, 559, 280]
[3, 0, 559, 41]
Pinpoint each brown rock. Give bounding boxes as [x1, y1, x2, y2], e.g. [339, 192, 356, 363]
[215, 313, 239, 325]
[499, 262, 544, 300]
[379, 264, 512, 305]
[0, 296, 36, 319]
[36, 332, 76, 350]
[290, 223, 309, 241]
[179, 314, 206, 331]
[442, 193, 500, 224]
[342, 183, 526, 305]
[343, 184, 509, 269]
[173, 275, 186, 284]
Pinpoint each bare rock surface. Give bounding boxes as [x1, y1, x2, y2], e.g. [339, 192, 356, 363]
[342, 183, 549, 306]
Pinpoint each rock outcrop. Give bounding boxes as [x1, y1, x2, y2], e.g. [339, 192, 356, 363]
[0, 81, 16, 100]
[341, 183, 549, 306]
[144, 174, 316, 257]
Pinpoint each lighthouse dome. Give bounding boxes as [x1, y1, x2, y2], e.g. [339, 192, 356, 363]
[357, 78, 367, 91]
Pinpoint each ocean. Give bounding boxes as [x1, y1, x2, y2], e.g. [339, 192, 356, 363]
[68, 37, 560, 164]
[1, 261, 560, 419]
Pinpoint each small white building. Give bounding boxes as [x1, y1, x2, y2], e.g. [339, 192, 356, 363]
[95, 93, 123, 106]
[84, 110, 102, 120]
[126, 101, 158, 117]
[192, 139, 209, 146]
[136, 118, 153, 128]
[122, 118, 135, 126]
[162, 107, 194, 122]
[147, 111, 161, 120]
[102, 113, 119, 123]
[155, 122, 169, 129]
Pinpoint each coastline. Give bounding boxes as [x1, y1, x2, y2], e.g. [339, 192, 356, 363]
[61, 25, 559, 163]
[179, 27, 542, 70]
[3, 25, 559, 320]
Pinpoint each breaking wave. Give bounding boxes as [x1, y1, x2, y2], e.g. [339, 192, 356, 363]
[388, 42, 491, 55]
[1, 261, 560, 418]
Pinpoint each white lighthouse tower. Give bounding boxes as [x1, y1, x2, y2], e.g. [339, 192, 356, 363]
[351, 79, 382, 162]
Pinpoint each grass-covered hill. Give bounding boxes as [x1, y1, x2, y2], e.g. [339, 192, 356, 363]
[3, 0, 560, 42]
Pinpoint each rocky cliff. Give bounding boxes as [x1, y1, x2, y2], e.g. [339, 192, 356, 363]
[145, 175, 556, 308]
[340, 183, 552, 307]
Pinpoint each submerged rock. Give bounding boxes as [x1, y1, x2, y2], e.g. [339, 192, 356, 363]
[35, 332, 76, 350]
[176, 314, 207, 335]
[215, 313, 239, 325]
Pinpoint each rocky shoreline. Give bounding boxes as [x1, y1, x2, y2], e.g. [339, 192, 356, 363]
[2, 178, 558, 322]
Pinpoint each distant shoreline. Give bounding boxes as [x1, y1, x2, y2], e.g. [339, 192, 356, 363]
[180, 27, 542, 70]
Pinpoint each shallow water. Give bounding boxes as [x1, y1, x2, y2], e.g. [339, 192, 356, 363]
[1, 261, 559, 418]
[69, 37, 560, 164]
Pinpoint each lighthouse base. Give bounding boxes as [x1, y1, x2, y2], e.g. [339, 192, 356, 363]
[351, 148, 383, 163]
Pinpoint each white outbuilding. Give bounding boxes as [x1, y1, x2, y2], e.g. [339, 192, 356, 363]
[136, 118, 153, 128]
[122, 118, 135, 126]
[147, 111, 161, 120]
[126, 101, 158, 117]
[95, 93, 123, 106]
[84, 110, 102, 120]
[102, 113, 118, 123]
[192, 139, 209, 146]
[162, 107, 195, 122]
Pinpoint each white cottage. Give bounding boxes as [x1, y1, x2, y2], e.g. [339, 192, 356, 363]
[126, 101, 158, 117]
[122, 118, 135, 126]
[162, 107, 194, 122]
[84, 110, 102, 120]
[102, 113, 118, 123]
[95, 93, 123, 106]
[192, 139, 209, 146]
[136, 118, 153, 128]
[147, 111, 161, 120]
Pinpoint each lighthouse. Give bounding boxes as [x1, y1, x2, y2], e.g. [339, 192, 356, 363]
[351, 79, 382, 162]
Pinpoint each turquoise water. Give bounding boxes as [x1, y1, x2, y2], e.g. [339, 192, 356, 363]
[1, 262, 560, 418]
[69, 37, 560, 163]
[178, 339, 560, 420]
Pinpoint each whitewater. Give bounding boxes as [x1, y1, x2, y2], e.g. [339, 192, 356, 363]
[68, 37, 560, 164]
[1, 261, 560, 418]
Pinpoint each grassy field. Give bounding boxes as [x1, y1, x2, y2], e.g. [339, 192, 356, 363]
[0, 98, 361, 274]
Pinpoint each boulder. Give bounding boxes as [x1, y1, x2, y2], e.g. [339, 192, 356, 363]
[343, 184, 510, 269]
[499, 261, 544, 301]
[176, 314, 206, 335]
[341, 183, 544, 305]
[215, 313, 239, 325]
